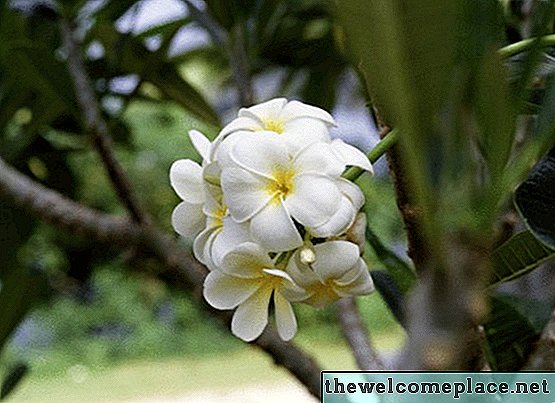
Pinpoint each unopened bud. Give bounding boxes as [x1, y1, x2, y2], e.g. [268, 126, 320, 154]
[299, 246, 316, 265]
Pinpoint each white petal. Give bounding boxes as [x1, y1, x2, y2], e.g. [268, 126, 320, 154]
[294, 141, 345, 177]
[262, 268, 295, 283]
[221, 167, 273, 222]
[220, 116, 263, 137]
[238, 98, 287, 122]
[213, 131, 245, 168]
[220, 242, 273, 278]
[250, 202, 303, 252]
[285, 254, 320, 290]
[285, 174, 342, 227]
[309, 196, 356, 237]
[203, 161, 222, 188]
[171, 201, 205, 239]
[336, 178, 365, 210]
[335, 262, 374, 297]
[312, 241, 361, 281]
[189, 130, 212, 162]
[331, 139, 373, 173]
[280, 100, 335, 126]
[274, 292, 298, 341]
[210, 218, 252, 268]
[169, 159, 204, 203]
[230, 134, 290, 179]
[231, 287, 272, 342]
[203, 271, 259, 309]
[281, 119, 331, 153]
[193, 226, 218, 267]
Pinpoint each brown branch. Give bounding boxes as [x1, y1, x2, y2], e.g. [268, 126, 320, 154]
[0, 156, 323, 398]
[337, 297, 385, 370]
[59, 19, 149, 225]
[525, 307, 555, 370]
[0, 156, 140, 246]
[375, 118, 488, 370]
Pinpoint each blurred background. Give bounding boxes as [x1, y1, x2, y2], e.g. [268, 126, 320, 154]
[0, 0, 405, 401]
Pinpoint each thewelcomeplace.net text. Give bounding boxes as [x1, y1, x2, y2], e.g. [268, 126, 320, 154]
[324, 376, 550, 400]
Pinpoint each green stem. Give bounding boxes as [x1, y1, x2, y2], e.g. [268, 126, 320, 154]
[342, 128, 399, 181]
[498, 34, 555, 59]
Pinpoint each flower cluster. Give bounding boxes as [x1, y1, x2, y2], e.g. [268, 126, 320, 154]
[170, 98, 375, 341]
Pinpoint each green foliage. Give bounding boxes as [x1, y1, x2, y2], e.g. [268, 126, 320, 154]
[484, 295, 552, 371]
[515, 147, 555, 248]
[490, 230, 555, 286]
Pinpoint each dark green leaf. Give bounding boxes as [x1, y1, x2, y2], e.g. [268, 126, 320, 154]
[489, 230, 555, 286]
[1, 362, 28, 400]
[515, 147, 555, 248]
[365, 227, 416, 295]
[483, 295, 538, 371]
[0, 265, 47, 350]
[370, 270, 405, 326]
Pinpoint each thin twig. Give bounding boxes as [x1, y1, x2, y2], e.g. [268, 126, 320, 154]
[59, 19, 149, 225]
[337, 297, 385, 370]
[0, 156, 323, 398]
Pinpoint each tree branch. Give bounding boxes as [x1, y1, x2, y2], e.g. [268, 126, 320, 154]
[0, 156, 140, 246]
[337, 297, 385, 370]
[0, 156, 323, 398]
[59, 19, 149, 225]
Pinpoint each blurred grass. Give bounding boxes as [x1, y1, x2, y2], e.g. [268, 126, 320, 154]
[7, 335, 403, 402]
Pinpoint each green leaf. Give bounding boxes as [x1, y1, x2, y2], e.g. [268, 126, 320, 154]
[483, 295, 539, 371]
[489, 230, 555, 287]
[515, 147, 555, 248]
[0, 266, 47, 350]
[474, 51, 515, 183]
[370, 270, 405, 326]
[0, 362, 28, 400]
[365, 227, 416, 295]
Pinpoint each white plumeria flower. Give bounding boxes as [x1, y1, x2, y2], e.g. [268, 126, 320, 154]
[286, 240, 374, 308]
[203, 243, 307, 341]
[219, 133, 355, 251]
[213, 98, 335, 156]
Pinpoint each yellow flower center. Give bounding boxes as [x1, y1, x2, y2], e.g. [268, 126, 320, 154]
[261, 119, 285, 134]
[211, 204, 228, 228]
[266, 168, 295, 202]
[306, 280, 339, 307]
